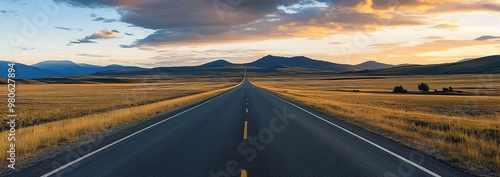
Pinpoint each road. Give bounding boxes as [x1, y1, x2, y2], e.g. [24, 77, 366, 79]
[11, 75, 471, 177]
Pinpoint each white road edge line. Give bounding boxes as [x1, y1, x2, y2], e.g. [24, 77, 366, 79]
[259, 87, 441, 177]
[41, 86, 239, 177]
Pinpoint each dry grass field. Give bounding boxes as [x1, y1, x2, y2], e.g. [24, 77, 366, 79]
[0, 76, 240, 164]
[0, 77, 237, 131]
[251, 74, 500, 172]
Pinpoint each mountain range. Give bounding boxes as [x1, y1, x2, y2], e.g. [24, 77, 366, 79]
[0, 60, 143, 79]
[356, 55, 500, 75]
[2, 54, 499, 79]
[196, 54, 500, 75]
[354, 61, 413, 70]
[200, 55, 411, 71]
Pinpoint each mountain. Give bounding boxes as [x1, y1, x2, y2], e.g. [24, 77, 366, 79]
[0, 61, 62, 79]
[78, 63, 101, 68]
[101, 64, 144, 71]
[244, 55, 360, 72]
[34, 60, 144, 76]
[357, 55, 500, 75]
[200, 60, 235, 67]
[34, 60, 92, 76]
[356, 61, 395, 70]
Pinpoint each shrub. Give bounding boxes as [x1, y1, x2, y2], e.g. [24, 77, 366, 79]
[393, 85, 408, 93]
[418, 82, 430, 92]
[443, 86, 454, 92]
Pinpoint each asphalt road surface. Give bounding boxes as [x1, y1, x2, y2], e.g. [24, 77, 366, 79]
[10, 76, 471, 177]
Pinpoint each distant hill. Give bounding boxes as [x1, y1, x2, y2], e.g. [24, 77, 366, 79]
[356, 61, 395, 70]
[200, 60, 236, 67]
[34, 60, 92, 76]
[244, 55, 360, 72]
[101, 64, 145, 71]
[0, 61, 62, 79]
[78, 63, 101, 68]
[33, 60, 144, 76]
[0, 60, 144, 79]
[357, 55, 500, 75]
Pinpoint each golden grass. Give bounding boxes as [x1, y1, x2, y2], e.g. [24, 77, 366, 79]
[252, 74, 500, 95]
[251, 74, 500, 171]
[0, 79, 236, 131]
[0, 81, 239, 163]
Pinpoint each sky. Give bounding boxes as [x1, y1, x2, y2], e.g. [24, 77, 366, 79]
[1, 0, 499, 67]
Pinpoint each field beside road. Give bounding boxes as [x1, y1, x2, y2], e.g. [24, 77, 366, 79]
[251, 74, 500, 173]
[0, 76, 240, 166]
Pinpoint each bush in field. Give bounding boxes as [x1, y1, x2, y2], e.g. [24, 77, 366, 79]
[393, 85, 408, 93]
[443, 86, 454, 92]
[418, 82, 430, 92]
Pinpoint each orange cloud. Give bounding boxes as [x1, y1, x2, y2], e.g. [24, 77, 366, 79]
[425, 1, 500, 14]
[422, 36, 447, 40]
[429, 23, 459, 30]
[93, 29, 120, 39]
[344, 39, 500, 64]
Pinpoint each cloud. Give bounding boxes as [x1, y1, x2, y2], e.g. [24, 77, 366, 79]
[92, 17, 105, 21]
[91, 13, 118, 23]
[119, 44, 137, 48]
[103, 19, 117, 23]
[124, 32, 134, 36]
[423, 36, 447, 40]
[341, 39, 500, 64]
[474, 35, 500, 41]
[70, 29, 120, 44]
[55, 26, 83, 31]
[77, 54, 110, 57]
[54, 0, 500, 48]
[370, 42, 408, 49]
[429, 23, 459, 30]
[70, 38, 96, 44]
[0, 9, 16, 14]
[125, 8, 428, 48]
[426, 1, 500, 14]
[0, 9, 17, 17]
[330, 41, 346, 45]
[14, 46, 34, 50]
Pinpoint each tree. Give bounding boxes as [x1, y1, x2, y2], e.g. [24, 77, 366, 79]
[418, 82, 430, 92]
[393, 85, 408, 93]
[448, 86, 454, 92]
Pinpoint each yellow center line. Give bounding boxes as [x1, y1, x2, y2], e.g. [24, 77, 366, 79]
[243, 121, 248, 140]
[241, 169, 247, 177]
